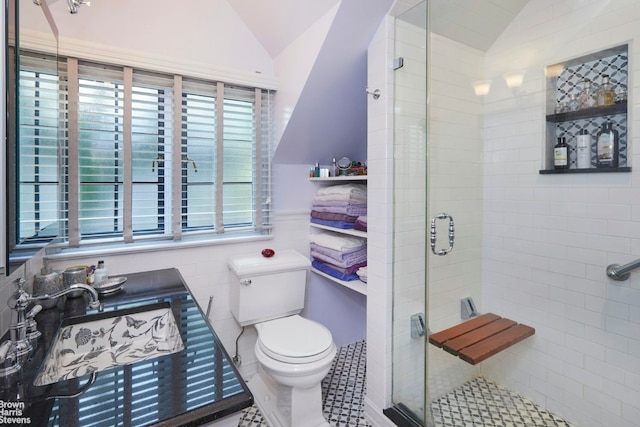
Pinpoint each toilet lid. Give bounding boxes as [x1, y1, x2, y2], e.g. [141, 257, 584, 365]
[257, 315, 334, 363]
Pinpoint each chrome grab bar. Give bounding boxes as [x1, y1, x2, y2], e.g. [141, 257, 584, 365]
[606, 258, 640, 281]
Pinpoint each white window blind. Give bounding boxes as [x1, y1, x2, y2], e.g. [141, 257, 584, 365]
[180, 79, 218, 232]
[17, 52, 63, 244]
[15, 52, 272, 249]
[76, 61, 125, 240]
[131, 70, 174, 239]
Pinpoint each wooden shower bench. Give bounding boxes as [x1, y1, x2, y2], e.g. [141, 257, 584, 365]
[428, 313, 535, 365]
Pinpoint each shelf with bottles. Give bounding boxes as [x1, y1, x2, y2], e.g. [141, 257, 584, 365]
[545, 101, 626, 123]
[542, 44, 629, 174]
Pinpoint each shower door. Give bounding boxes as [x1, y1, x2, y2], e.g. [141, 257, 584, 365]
[390, 1, 429, 424]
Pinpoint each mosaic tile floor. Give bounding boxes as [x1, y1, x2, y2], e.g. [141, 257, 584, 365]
[238, 340, 368, 427]
[430, 377, 576, 427]
[238, 343, 574, 427]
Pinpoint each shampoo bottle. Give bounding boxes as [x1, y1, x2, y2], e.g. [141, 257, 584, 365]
[554, 137, 569, 170]
[596, 122, 618, 168]
[576, 129, 591, 169]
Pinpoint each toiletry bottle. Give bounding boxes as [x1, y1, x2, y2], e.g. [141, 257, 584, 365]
[596, 122, 618, 168]
[596, 74, 615, 107]
[314, 162, 320, 178]
[576, 129, 591, 169]
[554, 137, 569, 170]
[567, 94, 578, 112]
[332, 158, 337, 177]
[94, 260, 108, 283]
[578, 79, 596, 109]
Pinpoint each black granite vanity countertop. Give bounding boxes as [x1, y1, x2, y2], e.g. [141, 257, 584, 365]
[0, 268, 253, 426]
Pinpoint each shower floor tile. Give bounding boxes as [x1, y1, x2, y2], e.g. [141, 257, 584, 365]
[238, 340, 368, 427]
[430, 377, 576, 427]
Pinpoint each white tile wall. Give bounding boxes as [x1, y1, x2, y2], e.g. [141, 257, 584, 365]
[480, 1, 640, 427]
[363, 14, 396, 427]
[426, 33, 485, 401]
[428, 32, 485, 331]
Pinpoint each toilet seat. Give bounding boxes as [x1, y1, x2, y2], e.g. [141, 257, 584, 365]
[256, 315, 334, 364]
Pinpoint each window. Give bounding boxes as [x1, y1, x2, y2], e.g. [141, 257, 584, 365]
[12, 52, 273, 250]
[16, 53, 62, 245]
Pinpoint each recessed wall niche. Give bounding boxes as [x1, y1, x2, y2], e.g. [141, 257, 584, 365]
[542, 44, 629, 174]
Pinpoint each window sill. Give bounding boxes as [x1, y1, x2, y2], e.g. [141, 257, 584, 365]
[44, 231, 273, 263]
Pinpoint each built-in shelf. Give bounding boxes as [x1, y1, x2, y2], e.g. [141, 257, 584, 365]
[545, 101, 626, 123]
[540, 167, 631, 174]
[309, 175, 367, 182]
[310, 223, 367, 238]
[311, 267, 367, 295]
[309, 174, 367, 295]
[544, 44, 629, 172]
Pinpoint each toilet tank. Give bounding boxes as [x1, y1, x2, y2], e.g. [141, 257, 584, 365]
[227, 250, 311, 326]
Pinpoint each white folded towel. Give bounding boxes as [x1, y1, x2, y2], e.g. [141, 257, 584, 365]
[310, 232, 366, 252]
[316, 184, 367, 198]
[313, 193, 367, 203]
[356, 266, 368, 283]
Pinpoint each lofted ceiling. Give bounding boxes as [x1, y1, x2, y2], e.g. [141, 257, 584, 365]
[430, 0, 530, 51]
[42, 0, 528, 57]
[226, 0, 340, 58]
[227, 0, 529, 56]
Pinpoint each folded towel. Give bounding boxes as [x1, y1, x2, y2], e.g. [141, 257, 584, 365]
[312, 260, 360, 281]
[356, 266, 368, 283]
[312, 199, 366, 208]
[310, 218, 355, 229]
[311, 259, 367, 274]
[310, 242, 364, 257]
[310, 232, 366, 252]
[313, 193, 367, 204]
[311, 211, 358, 222]
[316, 184, 367, 198]
[311, 248, 367, 268]
[311, 204, 367, 216]
[354, 216, 367, 232]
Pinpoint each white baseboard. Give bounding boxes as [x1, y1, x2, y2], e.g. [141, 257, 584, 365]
[364, 398, 396, 427]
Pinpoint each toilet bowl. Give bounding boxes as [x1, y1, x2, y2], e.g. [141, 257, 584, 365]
[250, 315, 336, 427]
[256, 315, 336, 386]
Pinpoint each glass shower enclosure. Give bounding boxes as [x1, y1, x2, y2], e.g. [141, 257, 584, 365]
[390, 1, 429, 425]
[388, 0, 486, 424]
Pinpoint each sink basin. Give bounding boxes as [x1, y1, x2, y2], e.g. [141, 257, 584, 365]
[34, 302, 185, 386]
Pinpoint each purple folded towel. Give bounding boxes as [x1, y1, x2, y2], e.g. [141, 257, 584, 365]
[312, 260, 360, 281]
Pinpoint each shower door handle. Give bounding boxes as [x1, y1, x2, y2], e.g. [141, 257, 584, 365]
[430, 213, 455, 256]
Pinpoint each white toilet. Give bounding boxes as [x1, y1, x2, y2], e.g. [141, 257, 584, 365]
[228, 250, 336, 427]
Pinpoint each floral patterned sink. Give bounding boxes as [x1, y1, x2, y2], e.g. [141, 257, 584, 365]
[34, 302, 184, 386]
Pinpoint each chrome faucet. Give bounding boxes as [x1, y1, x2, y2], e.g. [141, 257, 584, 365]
[26, 282, 103, 312]
[0, 278, 103, 376]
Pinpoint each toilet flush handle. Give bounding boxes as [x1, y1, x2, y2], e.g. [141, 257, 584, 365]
[240, 279, 252, 286]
